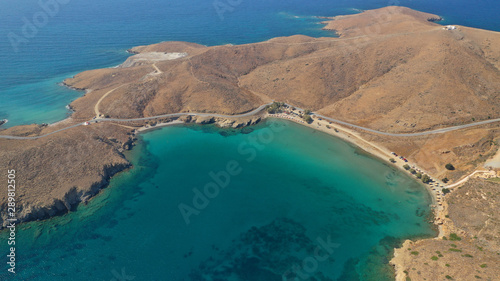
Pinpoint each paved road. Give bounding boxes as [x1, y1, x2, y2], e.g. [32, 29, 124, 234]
[1, 102, 499, 140]
[287, 103, 500, 137]
[312, 113, 500, 137]
[0, 103, 273, 140]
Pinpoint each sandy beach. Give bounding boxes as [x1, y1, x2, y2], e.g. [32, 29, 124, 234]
[119, 109, 498, 281]
[485, 147, 500, 168]
[128, 109, 447, 231]
[266, 111, 447, 234]
[135, 120, 185, 133]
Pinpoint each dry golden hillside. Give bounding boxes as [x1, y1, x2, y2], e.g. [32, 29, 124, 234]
[59, 5, 500, 182]
[321, 6, 442, 37]
[64, 6, 500, 134]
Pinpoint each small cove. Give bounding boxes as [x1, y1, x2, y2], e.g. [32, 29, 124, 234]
[1, 119, 436, 280]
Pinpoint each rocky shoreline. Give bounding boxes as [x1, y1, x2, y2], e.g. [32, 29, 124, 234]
[0, 114, 263, 230]
[182, 115, 262, 128]
[390, 178, 500, 280]
[3, 162, 131, 228]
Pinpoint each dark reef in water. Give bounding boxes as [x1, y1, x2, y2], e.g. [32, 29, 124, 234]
[189, 218, 336, 281]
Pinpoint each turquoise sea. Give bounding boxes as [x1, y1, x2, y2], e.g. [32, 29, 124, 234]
[1, 119, 436, 280]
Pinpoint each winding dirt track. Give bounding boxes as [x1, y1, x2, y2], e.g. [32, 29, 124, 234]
[1, 102, 499, 140]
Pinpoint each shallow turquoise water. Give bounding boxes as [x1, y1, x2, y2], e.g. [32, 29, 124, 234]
[0, 119, 436, 280]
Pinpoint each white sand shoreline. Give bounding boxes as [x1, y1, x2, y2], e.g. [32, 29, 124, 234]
[135, 120, 185, 133]
[266, 112, 445, 234]
[485, 147, 500, 168]
[130, 111, 445, 234]
[265, 112, 450, 281]
[130, 112, 446, 281]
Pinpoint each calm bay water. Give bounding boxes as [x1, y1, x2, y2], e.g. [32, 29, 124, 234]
[0, 0, 499, 126]
[1, 119, 435, 280]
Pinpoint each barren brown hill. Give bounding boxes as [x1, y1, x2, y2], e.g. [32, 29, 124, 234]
[321, 6, 442, 37]
[63, 6, 500, 134]
[0, 121, 133, 226]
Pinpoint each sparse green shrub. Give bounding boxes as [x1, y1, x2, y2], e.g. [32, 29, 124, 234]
[303, 114, 313, 124]
[442, 177, 449, 183]
[410, 251, 419, 256]
[445, 163, 455, 170]
[449, 233, 461, 241]
[431, 256, 439, 261]
[403, 164, 411, 170]
[422, 174, 431, 183]
[266, 102, 283, 114]
[480, 264, 487, 268]
[445, 275, 453, 280]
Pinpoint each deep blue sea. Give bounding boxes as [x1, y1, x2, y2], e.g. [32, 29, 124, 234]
[0, 0, 499, 126]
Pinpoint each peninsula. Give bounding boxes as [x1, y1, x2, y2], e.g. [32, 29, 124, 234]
[1, 6, 499, 280]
